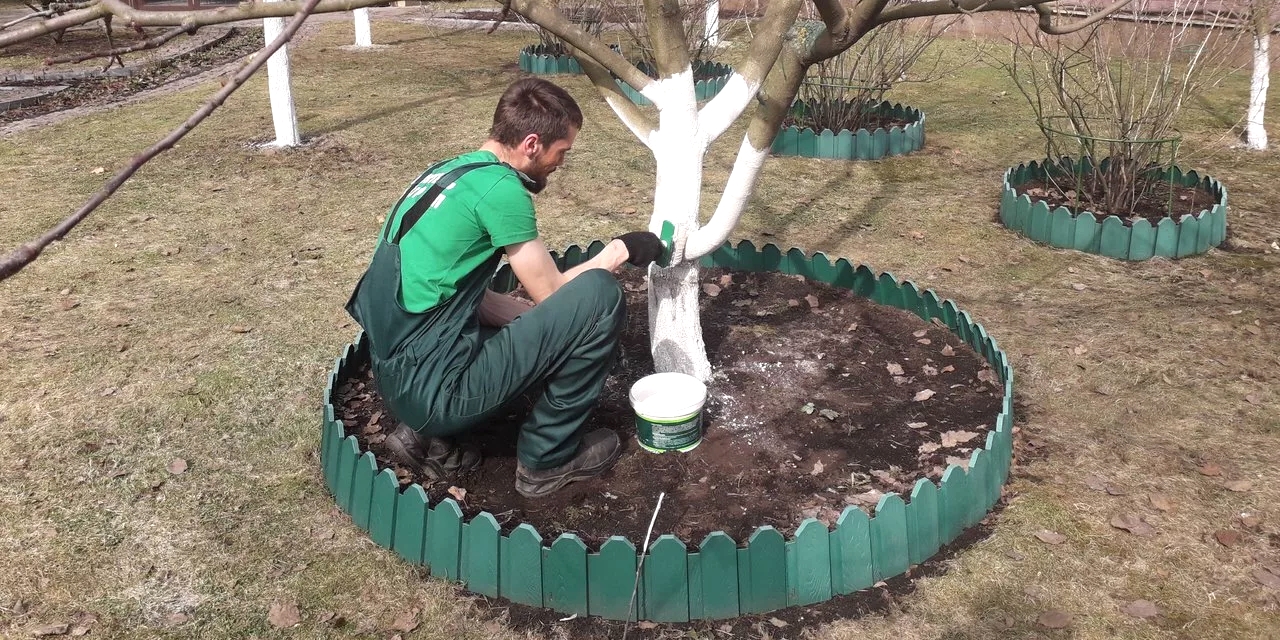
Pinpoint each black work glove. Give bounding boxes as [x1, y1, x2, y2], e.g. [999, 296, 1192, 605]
[614, 231, 665, 267]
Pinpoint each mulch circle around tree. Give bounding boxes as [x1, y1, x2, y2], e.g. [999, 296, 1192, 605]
[0, 27, 263, 125]
[335, 266, 1004, 547]
[1014, 175, 1219, 226]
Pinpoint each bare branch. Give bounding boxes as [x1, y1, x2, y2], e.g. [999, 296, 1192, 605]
[0, 0, 324, 281]
[0, 3, 108, 48]
[504, 0, 653, 94]
[1034, 0, 1135, 35]
[44, 22, 192, 65]
[642, 0, 691, 77]
[810, 0, 849, 40]
[578, 54, 658, 145]
[698, 0, 802, 142]
[808, 0, 892, 64]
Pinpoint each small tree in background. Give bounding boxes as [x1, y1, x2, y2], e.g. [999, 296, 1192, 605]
[1002, 0, 1239, 219]
[792, 14, 953, 133]
[1245, 0, 1274, 149]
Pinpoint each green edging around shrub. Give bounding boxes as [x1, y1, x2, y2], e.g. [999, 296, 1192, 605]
[771, 101, 925, 160]
[999, 157, 1228, 260]
[518, 44, 583, 75]
[321, 241, 1015, 621]
[616, 61, 734, 106]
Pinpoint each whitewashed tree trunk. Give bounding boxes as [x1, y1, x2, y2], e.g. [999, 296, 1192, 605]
[354, 8, 373, 47]
[704, 1, 720, 48]
[1246, 20, 1271, 150]
[263, 0, 299, 147]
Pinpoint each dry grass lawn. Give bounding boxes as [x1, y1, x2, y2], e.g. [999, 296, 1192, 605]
[0, 10, 1278, 639]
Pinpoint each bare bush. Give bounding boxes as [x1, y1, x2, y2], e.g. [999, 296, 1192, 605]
[1003, 0, 1242, 217]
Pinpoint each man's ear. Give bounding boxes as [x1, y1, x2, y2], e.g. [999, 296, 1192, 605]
[518, 133, 541, 157]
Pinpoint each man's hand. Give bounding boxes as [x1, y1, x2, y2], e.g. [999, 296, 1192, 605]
[614, 231, 665, 267]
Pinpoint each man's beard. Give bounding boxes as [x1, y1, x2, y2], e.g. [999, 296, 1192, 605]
[525, 173, 548, 194]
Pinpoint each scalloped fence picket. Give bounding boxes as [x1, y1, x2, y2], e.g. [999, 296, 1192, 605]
[771, 101, 926, 161]
[999, 157, 1228, 260]
[320, 241, 1016, 621]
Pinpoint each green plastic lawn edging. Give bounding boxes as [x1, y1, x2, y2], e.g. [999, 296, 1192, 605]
[999, 157, 1228, 260]
[320, 241, 1015, 622]
[616, 60, 734, 106]
[771, 100, 925, 160]
[518, 44, 583, 75]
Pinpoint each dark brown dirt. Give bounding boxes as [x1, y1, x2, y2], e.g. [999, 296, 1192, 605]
[334, 268, 1004, 547]
[1014, 174, 1220, 226]
[782, 111, 915, 133]
[0, 28, 263, 125]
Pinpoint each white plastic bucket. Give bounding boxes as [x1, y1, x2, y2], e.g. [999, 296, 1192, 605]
[628, 372, 708, 453]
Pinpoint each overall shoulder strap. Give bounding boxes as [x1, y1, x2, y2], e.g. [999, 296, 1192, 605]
[385, 161, 501, 244]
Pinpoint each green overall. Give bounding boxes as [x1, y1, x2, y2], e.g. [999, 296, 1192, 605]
[345, 161, 626, 470]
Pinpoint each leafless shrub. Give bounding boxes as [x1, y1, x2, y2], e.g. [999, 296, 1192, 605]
[1003, 0, 1243, 217]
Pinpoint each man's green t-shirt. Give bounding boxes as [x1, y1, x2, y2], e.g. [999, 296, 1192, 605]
[384, 151, 538, 312]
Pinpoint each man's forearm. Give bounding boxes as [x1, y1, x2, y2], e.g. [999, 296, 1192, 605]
[478, 289, 534, 326]
[559, 239, 629, 283]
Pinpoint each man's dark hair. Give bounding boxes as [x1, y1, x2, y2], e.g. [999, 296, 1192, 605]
[490, 78, 584, 147]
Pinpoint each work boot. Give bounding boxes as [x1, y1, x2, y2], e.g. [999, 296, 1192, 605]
[514, 429, 622, 498]
[384, 422, 481, 481]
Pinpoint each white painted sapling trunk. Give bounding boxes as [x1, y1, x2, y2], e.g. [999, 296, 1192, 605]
[354, 8, 373, 47]
[621, 69, 771, 381]
[263, 0, 300, 147]
[705, 1, 721, 48]
[1246, 27, 1270, 150]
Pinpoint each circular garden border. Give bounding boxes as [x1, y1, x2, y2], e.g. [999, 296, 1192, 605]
[616, 61, 734, 106]
[771, 100, 925, 160]
[518, 44, 585, 75]
[319, 241, 1015, 622]
[999, 157, 1228, 260]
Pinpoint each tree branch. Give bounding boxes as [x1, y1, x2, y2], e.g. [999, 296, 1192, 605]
[45, 22, 193, 65]
[0, 0, 324, 282]
[0, 3, 108, 48]
[642, 0, 690, 78]
[697, 0, 801, 142]
[95, 0, 383, 28]
[1033, 0, 1135, 35]
[503, 0, 653, 95]
[577, 54, 657, 145]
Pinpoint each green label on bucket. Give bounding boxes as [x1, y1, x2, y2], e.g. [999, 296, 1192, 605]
[636, 413, 702, 452]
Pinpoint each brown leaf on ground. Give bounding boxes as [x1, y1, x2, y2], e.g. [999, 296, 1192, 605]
[30, 623, 70, 637]
[913, 389, 935, 402]
[1198, 463, 1223, 476]
[1240, 514, 1262, 528]
[941, 365, 955, 373]
[1244, 393, 1261, 404]
[229, 325, 253, 334]
[702, 283, 721, 297]
[1037, 609, 1073, 628]
[637, 620, 658, 629]
[58, 298, 80, 311]
[847, 489, 883, 506]
[1214, 530, 1242, 547]
[1225, 480, 1252, 492]
[922, 364, 938, 376]
[977, 368, 999, 384]
[1071, 283, 1087, 291]
[907, 421, 927, 429]
[1111, 513, 1156, 537]
[718, 274, 732, 287]
[804, 294, 819, 308]
[941, 345, 955, 356]
[447, 486, 467, 502]
[769, 617, 788, 628]
[941, 430, 979, 447]
[1083, 475, 1108, 492]
[166, 458, 188, 475]
[1034, 530, 1067, 545]
[1254, 567, 1280, 590]
[1121, 599, 1159, 619]
[390, 608, 420, 633]
[810, 460, 824, 475]
[1149, 493, 1174, 511]
[945, 456, 970, 470]
[886, 362, 905, 376]
[267, 602, 301, 629]
[918, 442, 941, 454]
[912, 329, 927, 338]
[159, 612, 190, 627]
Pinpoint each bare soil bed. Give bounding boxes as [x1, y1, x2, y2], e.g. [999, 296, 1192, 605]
[1014, 174, 1221, 225]
[0, 27, 263, 124]
[335, 266, 1003, 546]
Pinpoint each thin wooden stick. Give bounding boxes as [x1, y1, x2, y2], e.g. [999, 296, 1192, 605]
[622, 491, 665, 640]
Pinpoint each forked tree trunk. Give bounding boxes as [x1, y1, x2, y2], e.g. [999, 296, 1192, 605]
[1246, 5, 1271, 150]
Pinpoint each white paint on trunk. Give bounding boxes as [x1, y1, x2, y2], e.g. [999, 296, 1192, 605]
[263, 0, 299, 147]
[602, 94, 655, 145]
[685, 138, 769, 259]
[1246, 29, 1270, 150]
[354, 8, 373, 47]
[698, 73, 761, 142]
[638, 65, 694, 111]
[704, 1, 720, 48]
[648, 261, 711, 380]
